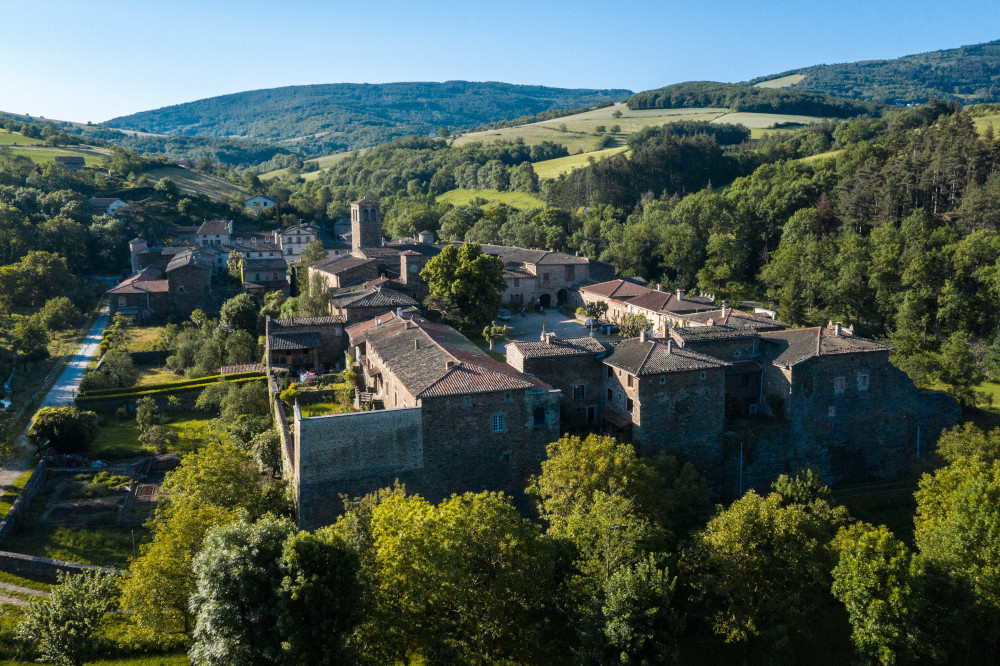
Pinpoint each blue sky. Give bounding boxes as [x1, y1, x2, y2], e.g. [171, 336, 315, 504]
[3, 0, 1000, 122]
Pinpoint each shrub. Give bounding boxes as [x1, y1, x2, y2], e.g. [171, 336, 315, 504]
[39, 297, 82, 331]
[28, 406, 98, 454]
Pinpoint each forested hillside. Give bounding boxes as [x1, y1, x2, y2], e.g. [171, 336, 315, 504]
[748, 39, 1000, 104]
[104, 82, 632, 155]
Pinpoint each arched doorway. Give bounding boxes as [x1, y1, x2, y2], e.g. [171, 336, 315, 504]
[556, 289, 568, 306]
[539, 293, 551, 308]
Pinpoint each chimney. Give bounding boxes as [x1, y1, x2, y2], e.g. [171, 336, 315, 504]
[445, 359, 458, 370]
[414, 339, 418, 350]
[667, 338, 673, 354]
[544, 332, 556, 345]
[834, 322, 842, 336]
[639, 329, 646, 343]
[396, 307, 403, 317]
[676, 289, 685, 301]
[374, 317, 381, 327]
[539, 322, 547, 342]
[656, 283, 663, 292]
[706, 318, 715, 327]
[721, 301, 729, 318]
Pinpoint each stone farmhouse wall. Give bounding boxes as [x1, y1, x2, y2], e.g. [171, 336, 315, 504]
[510, 352, 604, 429]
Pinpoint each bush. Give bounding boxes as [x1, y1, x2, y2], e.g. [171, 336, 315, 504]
[28, 406, 98, 454]
[39, 297, 83, 331]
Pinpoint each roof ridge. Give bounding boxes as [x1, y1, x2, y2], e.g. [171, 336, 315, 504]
[636, 340, 657, 374]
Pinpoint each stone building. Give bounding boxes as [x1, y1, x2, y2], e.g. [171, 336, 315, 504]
[328, 286, 418, 321]
[292, 314, 561, 529]
[678, 305, 790, 332]
[308, 255, 378, 291]
[241, 257, 289, 296]
[106, 247, 214, 321]
[164, 248, 214, 318]
[506, 334, 607, 429]
[105, 267, 170, 323]
[265, 315, 347, 373]
[195, 219, 232, 247]
[579, 280, 716, 334]
[668, 324, 765, 414]
[276, 223, 321, 262]
[601, 333, 729, 465]
[351, 198, 383, 251]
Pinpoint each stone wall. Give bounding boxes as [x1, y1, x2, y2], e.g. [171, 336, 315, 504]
[268, 374, 295, 480]
[512, 353, 604, 429]
[0, 463, 46, 547]
[295, 406, 423, 530]
[0, 551, 120, 581]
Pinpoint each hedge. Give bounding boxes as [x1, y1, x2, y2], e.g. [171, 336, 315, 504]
[76, 376, 266, 403]
[80, 372, 266, 397]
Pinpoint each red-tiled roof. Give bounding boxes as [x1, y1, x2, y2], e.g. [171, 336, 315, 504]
[106, 268, 169, 295]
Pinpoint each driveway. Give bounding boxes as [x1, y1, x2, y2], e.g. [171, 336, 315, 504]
[496, 311, 616, 354]
[0, 310, 110, 491]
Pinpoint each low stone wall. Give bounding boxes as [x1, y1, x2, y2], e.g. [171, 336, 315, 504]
[0, 550, 120, 580]
[268, 374, 295, 481]
[0, 462, 46, 546]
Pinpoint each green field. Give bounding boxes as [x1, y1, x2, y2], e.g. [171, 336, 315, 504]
[8, 145, 108, 167]
[436, 188, 546, 210]
[143, 166, 245, 202]
[973, 113, 1000, 136]
[532, 146, 629, 179]
[0, 130, 44, 146]
[260, 151, 357, 181]
[753, 73, 807, 88]
[91, 410, 223, 461]
[799, 149, 844, 163]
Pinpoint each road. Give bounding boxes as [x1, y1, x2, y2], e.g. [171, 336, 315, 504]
[0, 310, 109, 492]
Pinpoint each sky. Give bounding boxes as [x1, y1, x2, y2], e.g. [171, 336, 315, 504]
[3, 0, 1000, 123]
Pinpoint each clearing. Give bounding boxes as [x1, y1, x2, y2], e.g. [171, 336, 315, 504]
[7, 145, 109, 167]
[532, 146, 629, 179]
[436, 188, 546, 210]
[974, 113, 1000, 136]
[798, 149, 843, 163]
[143, 166, 245, 202]
[753, 73, 807, 88]
[91, 409, 223, 461]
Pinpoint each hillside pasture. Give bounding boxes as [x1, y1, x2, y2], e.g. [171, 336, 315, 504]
[973, 113, 1000, 136]
[798, 149, 844, 163]
[8, 145, 108, 166]
[260, 150, 357, 181]
[436, 188, 546, 210]
[144, 166, 245, 201]
[532, 146, 629, 179]
[0, 130, 44, 146]
[753, 73, 807, 88]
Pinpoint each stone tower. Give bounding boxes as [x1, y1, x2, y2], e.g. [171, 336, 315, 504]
[129, 237, 149, 275]
[350, 198, 382, 251]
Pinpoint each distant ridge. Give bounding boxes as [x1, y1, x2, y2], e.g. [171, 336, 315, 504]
[104, 81, 632, 155]
[746, 40, 1000, 105]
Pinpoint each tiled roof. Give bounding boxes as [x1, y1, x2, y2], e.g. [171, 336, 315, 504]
[384, 241, 441, 257]
[473, 244, 590, 266]
[360, 316, 549, 398]
[580, 279, 655, 300]
[196, 219, 231, 236]
[88, 197, 123, 207]
[269, 331, 322, 350]
[604, 338, 730, 376]
[166, 249, 213, 272]
[270, 315, 346, 328]
[281, 223, 319, 235]
[509, 337, 607, 359]
[345, 310, 403, 339]
[331, 287, 417, 310]
[669, 325, 761, 343]
[626, 290, 715, 314]
[503, 266, 534, 279]
[356, 246, 403, 259]
[727, 360, 763, 375]
[242, 258, 288, 271]
[681, 309, 790, 330]
[311, 255, 374, 273]
[54, 156, 84, 164]
[106, 267, 168, 295]
[762, 327, 892, 368]
[220, 363, 265, 375]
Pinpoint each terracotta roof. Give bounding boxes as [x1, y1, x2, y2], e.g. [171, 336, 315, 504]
[604, 338, 730, 376]
[345, 310, 403, 339]
[627, 290, 715, 314]
[762, 327, 892, 368]
[270, 316, 346, 328]
[360, 316, 549, 398]
[331, 287, 417, 310]
[269, 331, 322, 351]
[681, 309, 790, 331]
[669, 325, 761, 343]
[106, 267, 168, 295]
[196, 219, 231, 236]
[509, 337, 607, 359]
[580, 279, 655, 300]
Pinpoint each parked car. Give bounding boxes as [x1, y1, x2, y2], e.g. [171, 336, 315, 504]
[584, 318, 598, 328]
[497, 309, 512, 322]
[599, 323, 619, 335]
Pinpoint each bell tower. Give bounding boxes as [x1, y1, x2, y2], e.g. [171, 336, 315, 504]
[350, 198, 382, 251]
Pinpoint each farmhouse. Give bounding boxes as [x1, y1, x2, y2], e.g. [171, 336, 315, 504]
[87, 197, 127, 215]
[265, 315, 347, 373]
[106, 247, 213, 321]
[245, 196, 276, 211]
[54, 155, 84, 171]
[579, 280, 716, 335]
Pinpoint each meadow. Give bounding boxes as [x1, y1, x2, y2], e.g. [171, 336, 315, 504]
[753, 73, 807, 88]
[0, 131, 44, 146]
[532, 146, 629, 179]
[436, 188, 546, 209]
[143, 166, 244, 201]
[90, 410, 223, 461]
[259, 150, 358, 181]
[7, 145, 108, 167]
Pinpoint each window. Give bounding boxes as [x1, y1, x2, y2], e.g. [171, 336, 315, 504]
[503, 391, 512, 402]
[236, 237, 243, 244]
[659, 375, 666, 385]
[265, 237, 272, 243]
[573, 384, 586, 400]
[857, 371, 870, 391]
[533, 407, 546, 427]
[607, 366, 613, 378]
[565, 266, 575, 281]
[802, 374, 814, 396]
[626, 397, 634, 412]
[177, 286, 185, 293]
[737, 374, 750, 388]
[117, 296, 126, 307]
[394, 390, 398, 406]
[627, 374, 633, 388]
[287, 248, 293, 255]
[202, 240, 208, 246]
[251, 237, 257, 244]
[828, 405, 837, 418]
[500, 451, 511, 463]
[492, 413, 506, 433]
[512, 278, 519, 287]
[699, 370, 707, 380]
[607, 388, 613, 401]
[834, 376, 846, 395]
[617, 391, 624, 405]
[542, 272, 550, 281]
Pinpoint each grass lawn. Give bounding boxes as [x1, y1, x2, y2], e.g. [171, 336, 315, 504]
[0, 570, 53, 593]
[3, 524, 150, 570]
[7, 145, 108, 167]
[0, 471, 34, 518]
[129, 326, 166, 352]
[143, 166, 244, 202]
[436, 188, 545, 210]
[753, 73, 807, 88]
[136, 367, 185, 386]
[91, 410, 223, 461]
[0, 130, 44, 146]
[299, 400, 346, 417]
[712, 111, 830, 129]
[532, 146, 628, 180]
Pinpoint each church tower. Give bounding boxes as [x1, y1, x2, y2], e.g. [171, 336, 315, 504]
[350, 198, 382, 251]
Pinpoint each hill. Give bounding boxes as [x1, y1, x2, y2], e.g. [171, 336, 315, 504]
[104, 81, 632, 155]
[143, 166, 246, 201]
[747, 39, 1000, 105]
